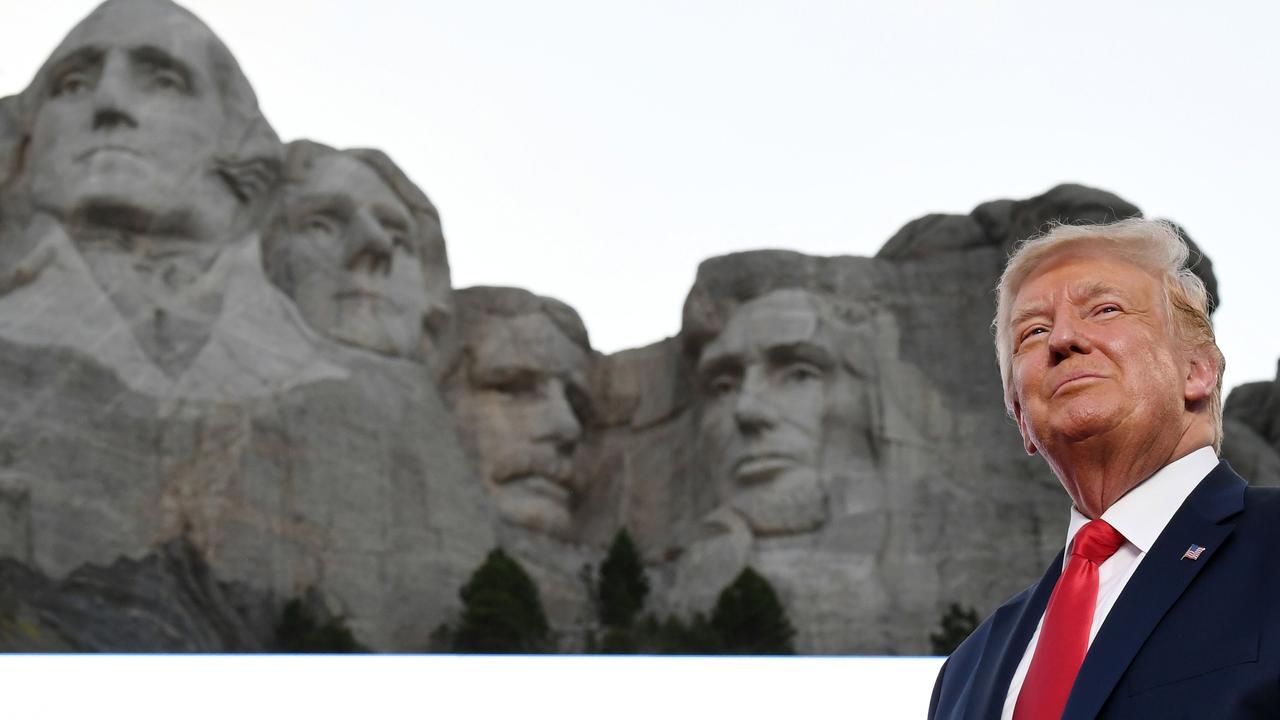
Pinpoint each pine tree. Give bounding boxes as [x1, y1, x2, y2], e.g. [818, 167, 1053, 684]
[274, 598, 365, 652]
[452, 548, 552, 653]
[597, 529, 649, 629]
[709, 567, 795, 655]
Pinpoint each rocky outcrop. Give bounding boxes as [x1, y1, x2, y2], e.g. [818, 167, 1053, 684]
[0, 538, 270, 652]
[0, 0, 492, 652]
[1223, 361, 1280, 485]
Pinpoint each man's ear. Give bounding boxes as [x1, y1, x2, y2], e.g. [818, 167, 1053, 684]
[1183, 346, 1219, 405]
[1013, 400, 1038, 456]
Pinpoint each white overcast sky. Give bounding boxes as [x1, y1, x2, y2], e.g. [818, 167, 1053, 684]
[3, 1, 1278, 393]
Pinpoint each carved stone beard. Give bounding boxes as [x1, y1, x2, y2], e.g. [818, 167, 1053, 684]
[725, 470, 829, 537]
[70, 222, 229, 378]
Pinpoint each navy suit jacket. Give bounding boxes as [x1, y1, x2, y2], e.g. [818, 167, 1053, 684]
[929, 462, 1280, 719]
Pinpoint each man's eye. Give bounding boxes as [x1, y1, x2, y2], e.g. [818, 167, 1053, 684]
[302, 215, 339, 235]
[780, 362, 822, 383]
[1019, 327, 1048, 346]
[708, 375, 738, 397]
[143, 67, 189, 93]
[53, 71, 91, 97]
[1097, 305, 1120, 315]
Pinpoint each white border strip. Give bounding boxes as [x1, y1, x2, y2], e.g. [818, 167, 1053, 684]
[0, 655, 945, 719]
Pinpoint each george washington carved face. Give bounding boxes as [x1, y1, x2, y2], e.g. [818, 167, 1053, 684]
[23, 0, 250, 240]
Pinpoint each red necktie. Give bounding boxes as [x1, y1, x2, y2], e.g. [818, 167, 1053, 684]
[1014, 518, 1127, 720]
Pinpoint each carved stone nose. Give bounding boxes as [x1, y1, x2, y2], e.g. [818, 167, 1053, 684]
[92, 106, 137, 131]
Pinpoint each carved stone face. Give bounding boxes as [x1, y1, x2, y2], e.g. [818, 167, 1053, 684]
[456, 313, 589, 537]
[270, 152, 429, 357]
[695, 288, 860, 536]
[24, 0, 236, 239]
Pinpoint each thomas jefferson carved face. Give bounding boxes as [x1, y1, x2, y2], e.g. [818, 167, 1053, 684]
[24, 0, 237, 239]
[455, 312, 589, 537]
[695, 288, 868, 536]
[268, 152, 430, 357]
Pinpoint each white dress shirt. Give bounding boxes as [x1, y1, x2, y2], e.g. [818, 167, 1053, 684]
[1000, 446, 1219, 719]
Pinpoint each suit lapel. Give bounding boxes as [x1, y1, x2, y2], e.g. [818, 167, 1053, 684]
[1062, 462, 1246, 720]
[965, 552, 1064, 719]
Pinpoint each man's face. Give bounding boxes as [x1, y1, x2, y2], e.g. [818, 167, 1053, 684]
[695, 288, 850, 535]
[273, 153, 429, 357]
[1008, 249, 1190, 457]
[456, 314, 589, 537]
[24, 0, 232, 235]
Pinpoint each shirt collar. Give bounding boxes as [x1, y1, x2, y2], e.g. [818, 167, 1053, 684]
[1065, 446, 1219, 556]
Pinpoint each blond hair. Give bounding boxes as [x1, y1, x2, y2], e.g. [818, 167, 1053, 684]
[993, 218, 1224, 451]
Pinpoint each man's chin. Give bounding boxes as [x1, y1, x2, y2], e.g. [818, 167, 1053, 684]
[37, 167, 236, 240]
[68, 196, 157, 233]
[727, 469, 828, 537]
[56, 188, 195, 237]
[329, 311, 415, 358]
[1044, 407, 1127, 445]
[494, 478, 573, 538]
[64, 164, 158, 201]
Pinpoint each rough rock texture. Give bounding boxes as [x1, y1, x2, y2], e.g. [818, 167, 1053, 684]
[0, 0, 493, 652]
[0, 328, 496, 650]
[0, 538, 270, 652]
[1223, 361, 1280, 484]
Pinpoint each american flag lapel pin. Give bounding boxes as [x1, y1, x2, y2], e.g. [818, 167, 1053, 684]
[1181, 544, 1206, 561]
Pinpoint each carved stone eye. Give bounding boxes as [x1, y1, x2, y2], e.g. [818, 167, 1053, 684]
[148, 70, 183, 91]
[53, 71, 91, 97]
[709, 374, 739, 397]
[781, 362, 822, 384]
[492, 377, 539, 399]
[302, 214, 339, 236]
[138, 59, 190, 93]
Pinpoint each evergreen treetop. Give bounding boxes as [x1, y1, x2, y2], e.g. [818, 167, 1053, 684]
[597, 529, 649, 629]
[709, 567, 795, 655]
[452, 548, 551, 653]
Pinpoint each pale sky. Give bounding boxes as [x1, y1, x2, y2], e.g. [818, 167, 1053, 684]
[3, 0, 1278, 393]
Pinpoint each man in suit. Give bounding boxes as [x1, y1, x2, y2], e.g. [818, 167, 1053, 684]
[929, 218, 1280, 718]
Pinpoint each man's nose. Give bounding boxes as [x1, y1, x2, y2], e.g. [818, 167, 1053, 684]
[1047, 312, 1093, 363]
[535, 379, 582, 454]
[733, 367, 777, 435]
[343, 209, 393, 275]
[91, 54, 138, 131]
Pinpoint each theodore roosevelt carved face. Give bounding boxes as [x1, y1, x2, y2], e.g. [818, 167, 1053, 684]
[451, 288, 591, 538]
